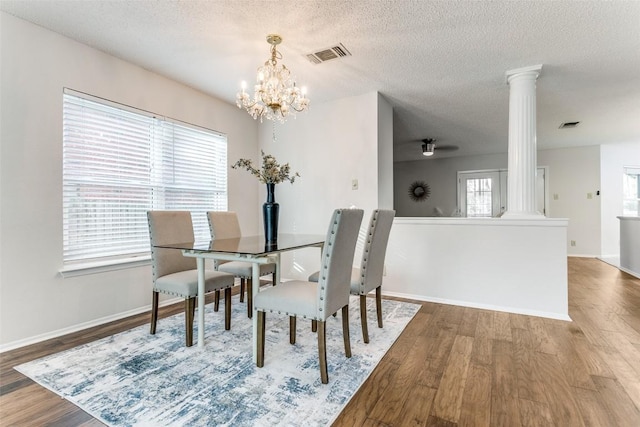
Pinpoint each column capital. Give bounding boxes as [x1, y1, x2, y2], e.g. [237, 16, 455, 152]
[505, 64, 543, 84]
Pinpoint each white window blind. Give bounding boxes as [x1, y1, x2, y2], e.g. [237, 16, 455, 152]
[63, 89, 227, 264]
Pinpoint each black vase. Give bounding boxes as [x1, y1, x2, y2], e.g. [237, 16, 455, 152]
[263, 183, 279, 243]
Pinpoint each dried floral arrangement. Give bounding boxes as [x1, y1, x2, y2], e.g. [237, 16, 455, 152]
[231, 150, 300, 184]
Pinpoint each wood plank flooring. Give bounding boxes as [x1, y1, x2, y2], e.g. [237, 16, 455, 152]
[1, 258, 639, 426]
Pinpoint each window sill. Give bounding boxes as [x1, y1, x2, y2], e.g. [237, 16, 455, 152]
[59, 256, 151, 278]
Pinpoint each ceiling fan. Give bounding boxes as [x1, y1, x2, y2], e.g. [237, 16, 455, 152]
[420, 138, 459, 157]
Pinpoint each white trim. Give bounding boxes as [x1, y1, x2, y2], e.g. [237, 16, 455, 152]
[0, 297, 181, 353]
[394, 217, 569, 227]
[382, 290, 573, 322]
[618, 266, 640, 280]
[59, 256, 151, 278]
[600, 256, 640, 279]
[618, 216, 640, 221]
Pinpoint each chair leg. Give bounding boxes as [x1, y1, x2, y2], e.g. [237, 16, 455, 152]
[376, 286, 383, 328]
[290, 316, 296, 344]
[214, 290, 220, 312]
[272, 272, 277, 286]
[240, 278, 245, 303]
[247, 278, 253, 318]
[150, 291, 159, 335]
[311, 319, 317, 332]
[186, 297, 195, 347]
[224, 287, 231, 330]
[318, 320, 328, 384]
[342, 305, 352, 358]
[360, 294, 369, 343]
[257, 311, 266, 367]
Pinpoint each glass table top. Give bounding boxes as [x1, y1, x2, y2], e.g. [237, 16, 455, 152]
[154, 233, 325, 256]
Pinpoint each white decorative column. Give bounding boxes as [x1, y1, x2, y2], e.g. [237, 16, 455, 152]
[502, 64, 544, 219]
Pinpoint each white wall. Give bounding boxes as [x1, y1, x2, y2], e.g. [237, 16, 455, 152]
[394, 146, 602, 256]
[538, 146, 601, 256]
[618, 217, 640, 277]
[600, 141, 640, 257]
[377, 94, 394, 209]
[386, 218, 569, 320]
[394, 153, 507, 217]
[248, 91, 391, 280]
[0, 13, 259, 349]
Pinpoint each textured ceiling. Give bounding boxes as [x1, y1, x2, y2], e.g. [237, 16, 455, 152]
[2, 0, 639, 162]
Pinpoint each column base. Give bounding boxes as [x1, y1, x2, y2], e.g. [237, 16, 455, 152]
[501, 211, 545, 219]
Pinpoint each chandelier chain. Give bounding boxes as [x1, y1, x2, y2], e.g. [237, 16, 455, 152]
[272, 121, 276, 144]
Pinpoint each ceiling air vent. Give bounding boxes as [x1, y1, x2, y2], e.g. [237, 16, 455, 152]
[305, 43, 351, 64]
[559, 121, 580, 129]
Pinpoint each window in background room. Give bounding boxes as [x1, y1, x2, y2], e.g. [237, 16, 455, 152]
[62, 89, 227, 266]
[466, 178, 493, 217]
[623, 166, 640, 216]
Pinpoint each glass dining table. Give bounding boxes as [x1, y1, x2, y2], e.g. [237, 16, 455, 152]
[154, 234, 324, 362]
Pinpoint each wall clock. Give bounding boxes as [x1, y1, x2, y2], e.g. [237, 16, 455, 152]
[408, 180, 431, 202]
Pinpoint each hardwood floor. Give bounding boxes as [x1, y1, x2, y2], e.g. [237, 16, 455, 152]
[1, 258, 639, 426]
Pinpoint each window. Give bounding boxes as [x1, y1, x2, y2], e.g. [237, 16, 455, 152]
[623, 166, 640, 216]
[466, 178, 494, 217]
[63, 89, 227, 265]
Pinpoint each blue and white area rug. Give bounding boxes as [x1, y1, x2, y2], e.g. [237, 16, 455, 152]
[15, 294, 420, 427]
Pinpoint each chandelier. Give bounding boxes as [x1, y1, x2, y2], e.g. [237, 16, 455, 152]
[236, 34, 309, 123]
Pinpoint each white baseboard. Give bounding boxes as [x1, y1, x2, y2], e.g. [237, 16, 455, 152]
[0, 297, 182, 354]
[597, 257, 640, 279]
[618, 266, 640, 280]
[381, 290, 572, 322]
[598, 256, 620, 267]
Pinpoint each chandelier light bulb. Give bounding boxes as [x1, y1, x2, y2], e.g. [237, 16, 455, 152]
[236, 34, 310, 123]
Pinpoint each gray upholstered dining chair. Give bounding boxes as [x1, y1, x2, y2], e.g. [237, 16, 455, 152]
[207, 211, 276, 318]
[309, 209, 395, 343]
[254, 208, 364, 384]
[147, 211, 235, 347]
